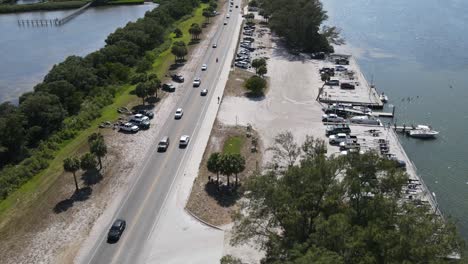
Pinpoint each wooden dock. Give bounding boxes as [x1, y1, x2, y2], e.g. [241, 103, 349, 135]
[17, 1, 92, 27]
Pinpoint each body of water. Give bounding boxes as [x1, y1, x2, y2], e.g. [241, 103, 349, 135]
[0, 3, 156, 102]
[322, 0, 468, 238]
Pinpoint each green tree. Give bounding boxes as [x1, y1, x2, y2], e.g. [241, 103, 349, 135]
[173, 28, 183, 38]
[202, 7, 214, 23]
[251, 58, 266, 74]
[244, 76, 266, 96]
[63, 157, 81, 191]
[136, 58, 152, 73]
[231, 154, 245, 186]
[171, 41, 188, 62]
[207, 152, 222, 184]
[90, 137, 107, 170]
[220, 154, 236, 186]
[231, 133, 463, 263]
[147, 79, 161, 98]
[88, 132, 104, 145]
[135, 82, 149, 105]
[220, 255, 243, 264]
[80, 152, 97, 171]
[257, 65, 267, 77]
[189, 23, 202, 41]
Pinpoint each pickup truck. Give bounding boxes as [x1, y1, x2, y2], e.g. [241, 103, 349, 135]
[170, 73, 184, 83]
[325, 124, 351, 136]
[328, 133, 357, 145]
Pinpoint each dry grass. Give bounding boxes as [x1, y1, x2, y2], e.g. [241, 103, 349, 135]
[224, 69, 255, 97]
[186, 121, 262, 226]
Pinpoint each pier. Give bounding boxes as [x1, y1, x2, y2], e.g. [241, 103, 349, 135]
[17, 1, 92, 27]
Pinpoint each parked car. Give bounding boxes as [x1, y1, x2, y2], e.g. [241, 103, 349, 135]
[325, 80, 340, 86]
[162, 83, 176, 92]
[170, 73, 184, 82]
[174, 108, 183, 119]
[179, 135, 190, 147]
[325, 124, 351, 136]
[235, 61, 249, 69]
[157, 136, 170, 152]
[201, 64, 207, 71]
[329, 133, 357, 145]
[339, 141, 361, 151]
[130, 114, 150, 129]
[119, 123, 139, 133]
[311, 52, 325, 60]
[200, 89, 208, 96]
[322, 114, 345, 123]
[340, 82, 355, 90]
[335, 58, 349, 65]
[350, 115, 381, 125]
[335, 65, 347, 72]
[137, 109, 154, 119]
[107, 219, 126, 242]
[226, 14, 230, 18]
[193, 77, 201, 87]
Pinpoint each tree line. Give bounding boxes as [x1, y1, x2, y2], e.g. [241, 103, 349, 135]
[230, 132, 464, 263]
[254, 0, 343, 52]
[0, 0, 201, 200]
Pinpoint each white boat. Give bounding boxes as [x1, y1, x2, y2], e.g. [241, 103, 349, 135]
[408, 125, 439, 139]
[350, 115, 381, 125]
[379, 92, 388, 103]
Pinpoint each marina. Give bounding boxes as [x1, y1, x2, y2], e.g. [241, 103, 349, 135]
[316, 54, 442, 216]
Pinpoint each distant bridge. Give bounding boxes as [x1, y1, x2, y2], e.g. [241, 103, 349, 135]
[17, 1, 92, 27]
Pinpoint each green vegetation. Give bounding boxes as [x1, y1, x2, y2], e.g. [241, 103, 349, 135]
[255, 0, 343, 52]
[0, 0, 206, 217]
[207, 152, 245, 187]
[223, 136, 243, 155]
[231, 132, 464, 263]
[105, 0, 144, 5]
[0, 1, 88, 14]
[244, 75, 266, 96]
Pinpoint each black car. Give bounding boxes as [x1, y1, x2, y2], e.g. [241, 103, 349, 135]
[326, 124, 351, 136]
[340, 82, 355, 90]
[138, 110, 154, 119]
[107, 219, 126, 242]
[325, 80, 340, 86]
[171, 73, 184, 83]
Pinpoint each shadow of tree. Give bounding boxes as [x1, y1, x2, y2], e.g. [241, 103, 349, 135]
[146, 97, 161, 105]
[204, 181, 241, 207]
[189, 39, 200, 45]
[81, 169, 103, 186]
[245, 92, 266, 101]
[169, 61, 186, 70]
[53, 187, 92, 214]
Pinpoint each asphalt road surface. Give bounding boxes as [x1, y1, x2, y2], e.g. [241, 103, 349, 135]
[82, 1, 241, 264]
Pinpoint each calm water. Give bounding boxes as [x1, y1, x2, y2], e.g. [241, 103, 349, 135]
[0, 3, 156, 102]
[322, 0, 468, 238]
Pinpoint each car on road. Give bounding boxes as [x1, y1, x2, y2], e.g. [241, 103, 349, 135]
[157, 136, 170, 152]
[171, 73, 184, 82]
[174, 108, 183, 119]
[193, 77, 201, 87]
[235, 5, 238, 8]
[212, 43, 217, 48]
[107, 219, 126, 243]
[200, 89, 208, 96]
[179, 135, 190, 148]
[130, 114, 150, 129]
[322, 114, 345, 123]
[201, 64, 207, 71]
[162, 83, 176, 92]
[224, 21, 228, 25]
[226, 14, 230, 18]
[229, 9, 232, 12]
[119, 122, 139, 133]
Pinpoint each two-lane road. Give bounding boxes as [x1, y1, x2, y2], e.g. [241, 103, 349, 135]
[82, 1, 242, 263]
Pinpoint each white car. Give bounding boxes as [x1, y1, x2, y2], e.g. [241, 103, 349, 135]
[193, 77, 201, 87]
[226, 14, 230, 19]
[119, 122, 139, 133]
[179, 135, 190, 147]
[200, 89, 208, 96]
[174, 108, 183, 119]
[322, 114, 345, 123]
[212, 43, 217, 48]
[201, 64, 207, 71]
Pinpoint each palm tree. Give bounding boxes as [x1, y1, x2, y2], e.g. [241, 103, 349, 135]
[88, 132, 104, 145]
[80, 152, 97, 171]
[90, 138, 107, 170]
[231, 154, 246, 186]
[220, 154, 235, 186]
[207, 152, 222, 185]
[63, 157, 81, 192]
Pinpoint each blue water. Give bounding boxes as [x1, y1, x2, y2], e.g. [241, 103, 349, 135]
[0, 3, 156, 102]
[322, 0, 468, 239]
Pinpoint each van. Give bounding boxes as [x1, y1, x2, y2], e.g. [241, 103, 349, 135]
[158, 136, 170, 152]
